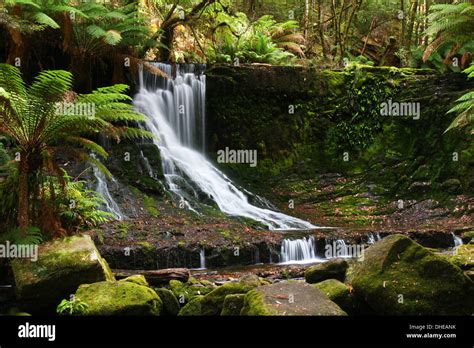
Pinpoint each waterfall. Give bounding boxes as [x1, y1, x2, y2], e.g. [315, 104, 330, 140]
[140, 150, 154, 178]
[199, 248, 206, 269]
[91, 157, 125, 221]
[452, 233, 463, 248]
[367, 232, 382, 244]
[279, 236, 324, 264]
[133, 63, 317, 231]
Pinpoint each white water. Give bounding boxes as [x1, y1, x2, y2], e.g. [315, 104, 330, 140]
[199, 248, 206, 269]
[279, 236, 325, 264]
[452, 233, 463, 248]
[140, 150, 155, 178]
[367, 232, 382, 244]
[133, 63, 318, 230]
[91, 156, 125, 220]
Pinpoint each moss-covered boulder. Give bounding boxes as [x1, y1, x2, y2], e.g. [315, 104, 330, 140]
[304, 259, 348, 284]
[464, 231, 474, 244]
[241, 281, 347, 316]
[221, 294, 246, 316]
[154, 288, 180, 316]
[178, 295, 203, 316]
[74, 279, 162, 315]
[313, 279, 372, 315]
[169, 277, 216, 302]
[11, 234, 114, 313]
[238, 274, 271, 287]
[352, 234, 474, 315]
[200, 282, 254, 316]
[122, 275, 148, 286]
[450, 244, 473, 270]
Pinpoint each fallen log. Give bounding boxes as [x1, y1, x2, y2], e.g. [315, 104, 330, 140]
[113, 268, 190, 285]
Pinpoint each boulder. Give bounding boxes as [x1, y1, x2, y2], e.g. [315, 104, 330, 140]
[169, 277, 216, 302]
[304, 259, 348, 284]
[178, 295, 203, 316]
[450, 244, 473, 270]
[11, 235, 114, 313]
[440, 179, 461, 194]
[200, 282, 254, 316]
[74, 279, 162, 315]
[240, 281, 347, 316]
[352, 234, 474, 315]
[221, 294, 246, 316]
[154, 288, 180, 316]
[313, 279, 372, 315]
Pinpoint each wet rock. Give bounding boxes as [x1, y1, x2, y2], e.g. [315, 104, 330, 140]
[352, 234, 474, 315]
[240, 281, 347, 316]
[221, 294, 246, 316]
[11, 235, 114, 313]
[304, 259, 348, 284]
[74, 279, 162, 315]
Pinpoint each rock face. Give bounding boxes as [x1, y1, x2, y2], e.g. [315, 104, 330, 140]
[11, 234, 114, 313]
[304, 259, 348, 284]
[352, 234, 474, 315]
[169, 277, 216, 302]
[240, 281, 347, 316]
[74, 278, 162, 315]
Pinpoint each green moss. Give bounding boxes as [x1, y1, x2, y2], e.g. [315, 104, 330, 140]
[178, 295, 203, 316]
[11, 235, 114, 313]
[450, 244, 474, 270]
[200, 282, 254, 316]
[75, 280, 162, 315]
[121, 275, 148, 287]
[169, 278, 216, 302]
[154, 288, 180, 316]
[143, 194, 160, 217]
[221, 294, 246, 316]
[240, 289, 276, 316]
[352, 234, 474, 315]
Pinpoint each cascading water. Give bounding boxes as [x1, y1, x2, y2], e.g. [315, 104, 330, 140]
[199, 248, 206, 269]
[133, 63, 317, 230]
[91, 156, 125, 220]
[452, 233, 463, 248]
[367, 232, 382, 244]
[279, 236, 324, 264]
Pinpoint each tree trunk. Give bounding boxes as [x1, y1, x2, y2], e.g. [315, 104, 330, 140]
[318, 0, 327, 58]
[405, 0, 418, 48]
[18, 153, 29, 231]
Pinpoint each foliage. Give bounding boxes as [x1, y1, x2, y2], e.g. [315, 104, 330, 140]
[0, 63, 153, 232]
[0, 226, 44, 245]
[445, 63, 474, 133]
[57, 297, 88, 316]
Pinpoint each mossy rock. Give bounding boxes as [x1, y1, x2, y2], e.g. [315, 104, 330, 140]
[312, 279, 373, 315]
[238, 274, 271, 287]
[450, 244, 474, 270]
[74, 280, 162, 315]
[169, 277, 216, 302]
[241, 281, 347, 316]
[121, 275, 148, 287]
[305, 259, 348, 284]
[221, 294, 246, 316]
[200, 282, 254, 316]
[11, 234, 114, 313]
[464, 231, 474, 244]
[178, 295, 203, 316]
[440, 179, 462, 194]
[352, 234, 474, 315]
[154, 288, 180, 316]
